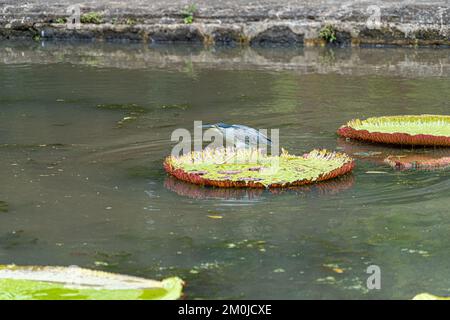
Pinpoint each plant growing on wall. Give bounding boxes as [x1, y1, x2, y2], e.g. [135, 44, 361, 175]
[319, 25, 337, 43]
[80, 12, 103, 24]
[182, 4, 197, 24]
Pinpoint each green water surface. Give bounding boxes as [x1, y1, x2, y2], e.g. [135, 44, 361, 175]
[0, 42, 449, 299]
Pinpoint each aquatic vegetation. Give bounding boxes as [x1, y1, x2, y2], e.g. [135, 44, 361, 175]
[413, 293, 450, 300]
[338, 115, 450, 146]
[96, 103, 147, 113]
[164, 148, 354, 188]
[319, 25, 337, 43]
[0, 231, 38, 250]
[385, 154, 450, 171]
[182, 4, 197, 24]
[160, 103, 190, 110]
[0, 265, 183, 300]
[338, 139, 450, 171]
[0, 201, 8, 213]
[96, 103, 148, 128]
[80, 12, 103, 24]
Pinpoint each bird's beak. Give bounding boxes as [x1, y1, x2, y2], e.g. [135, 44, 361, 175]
[201, 124, 216, 129]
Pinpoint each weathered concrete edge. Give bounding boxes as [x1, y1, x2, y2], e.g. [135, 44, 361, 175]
[1, 6, 449, 46]
[1, 21, 448, 47]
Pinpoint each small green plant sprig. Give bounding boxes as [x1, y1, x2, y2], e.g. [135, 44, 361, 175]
[80, 12, 103, 24]
[182, 4, 197, 24]
[125, 18, 137, 26]
[55, 17, 67, 24]
[319, 25, 337, 43]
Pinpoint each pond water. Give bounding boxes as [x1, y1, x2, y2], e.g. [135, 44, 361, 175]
[0, 41, 449, 299]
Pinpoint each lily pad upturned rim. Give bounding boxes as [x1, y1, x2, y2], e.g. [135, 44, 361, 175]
[413, 293, 450, 300]
[164, 148, 355, 189]
[338, 115, 450, 146]
[0, 264, 184, 300]
[384, 155, 450, 171]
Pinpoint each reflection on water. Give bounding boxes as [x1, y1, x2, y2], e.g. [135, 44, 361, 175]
[164, 175, 355, 201]
[0, 41, 450, 299]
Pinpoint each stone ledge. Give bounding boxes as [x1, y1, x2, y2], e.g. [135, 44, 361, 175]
[0, 1, 449, 46]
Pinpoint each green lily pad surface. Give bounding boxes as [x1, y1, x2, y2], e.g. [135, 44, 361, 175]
[0, 265, 183, 300]
[166, 148, 354, 187]
[413, 293, 450, 300]
[347, 115, 450, 136]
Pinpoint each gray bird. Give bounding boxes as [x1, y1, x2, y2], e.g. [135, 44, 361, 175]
[202, 123, 272, 149]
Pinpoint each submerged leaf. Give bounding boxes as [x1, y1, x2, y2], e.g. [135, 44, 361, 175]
[0, 201, 8, 213]
[96, 103, 148, 128]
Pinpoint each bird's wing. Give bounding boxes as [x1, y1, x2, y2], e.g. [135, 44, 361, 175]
[229, 125, 272, 147]
[242, 126, 272, 146]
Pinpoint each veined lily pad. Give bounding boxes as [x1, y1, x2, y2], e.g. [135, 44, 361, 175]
[0, 265, 183, 300]
[338, 115, 450, 146]
[164, 148, 354, 188]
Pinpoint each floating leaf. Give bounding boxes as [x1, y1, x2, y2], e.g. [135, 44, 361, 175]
[273, 268, 285, 273]
[413, 293, 450, 300]
[333, 268, 344, 274]
[0, 265, 183, 300]
[338, 115, 450, 146]
[164, 147, 354, 188]
[385, 154, 450, 171]
[323, 263, 345, 274]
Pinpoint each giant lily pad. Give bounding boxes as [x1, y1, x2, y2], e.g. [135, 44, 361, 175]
[0, 265, 183, 300]
[338, 115, 450, 146]
[384, 154, 450, 170]
[164, 148, 354, 188]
